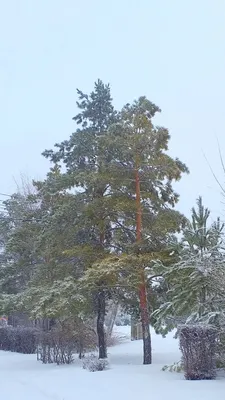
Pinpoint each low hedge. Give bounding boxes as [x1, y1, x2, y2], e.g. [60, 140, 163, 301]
[0, 326, 37, 354]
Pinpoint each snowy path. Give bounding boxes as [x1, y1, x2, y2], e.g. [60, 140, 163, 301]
[1, 327, 225, 400]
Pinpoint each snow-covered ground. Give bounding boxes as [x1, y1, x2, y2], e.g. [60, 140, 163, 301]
[1, 326, 225, 400]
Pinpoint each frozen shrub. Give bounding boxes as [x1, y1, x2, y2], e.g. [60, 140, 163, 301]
[107, 332, 125, 347]
[178, 324, 216, 380]
[14, 327, 37, 354]
[82, 354, 109, 372]
[215, 330, 225, 368]
[0, 326, 37, 354]
[36, 327, 75, 365]
[36, 331, 55, 364]
[36, 319, 98, 365]
[72, 321, 97, 357]
[0, 327, 12, 351]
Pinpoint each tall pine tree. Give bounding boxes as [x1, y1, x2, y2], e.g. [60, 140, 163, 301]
[42, 80, 118, 359]
[82, 96, 189, 364]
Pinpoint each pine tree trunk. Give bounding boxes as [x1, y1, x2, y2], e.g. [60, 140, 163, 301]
[135, 166, 152, 364]
[97, 290, 107, 359]
[139, 276, 152, 364]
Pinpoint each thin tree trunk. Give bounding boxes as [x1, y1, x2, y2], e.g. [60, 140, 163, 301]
[135, 167, 152, 364]
[97, 289, 107, 359]
[106, 302, 119, 339]
[96, 227, 107, 359]
[199, 285, 207, 317]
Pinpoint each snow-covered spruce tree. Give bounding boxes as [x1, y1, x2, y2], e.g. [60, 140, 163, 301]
[42, 80, 118, 359]
[153, 197, 225, 336]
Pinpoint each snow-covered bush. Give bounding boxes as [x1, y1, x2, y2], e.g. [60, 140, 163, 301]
[178, 324, 216, 380]
[72, 320, 98, 357]
[36, 318, 99, 365]
[107, 332, 127, 347]
[36, 327, 75, 365]
[0, 326, 37, 354]
[82, 354, 109, 372]
[188, 311, 225, 369]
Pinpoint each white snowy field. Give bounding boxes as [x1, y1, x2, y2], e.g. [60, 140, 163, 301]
[1, 326, 225, 400]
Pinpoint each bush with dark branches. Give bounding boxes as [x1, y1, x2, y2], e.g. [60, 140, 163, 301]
[178, 324, 217, 380]
[36, 319, 98, 365]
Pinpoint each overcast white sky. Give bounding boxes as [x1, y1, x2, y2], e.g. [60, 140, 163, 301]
[1, 0, 225, 221]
